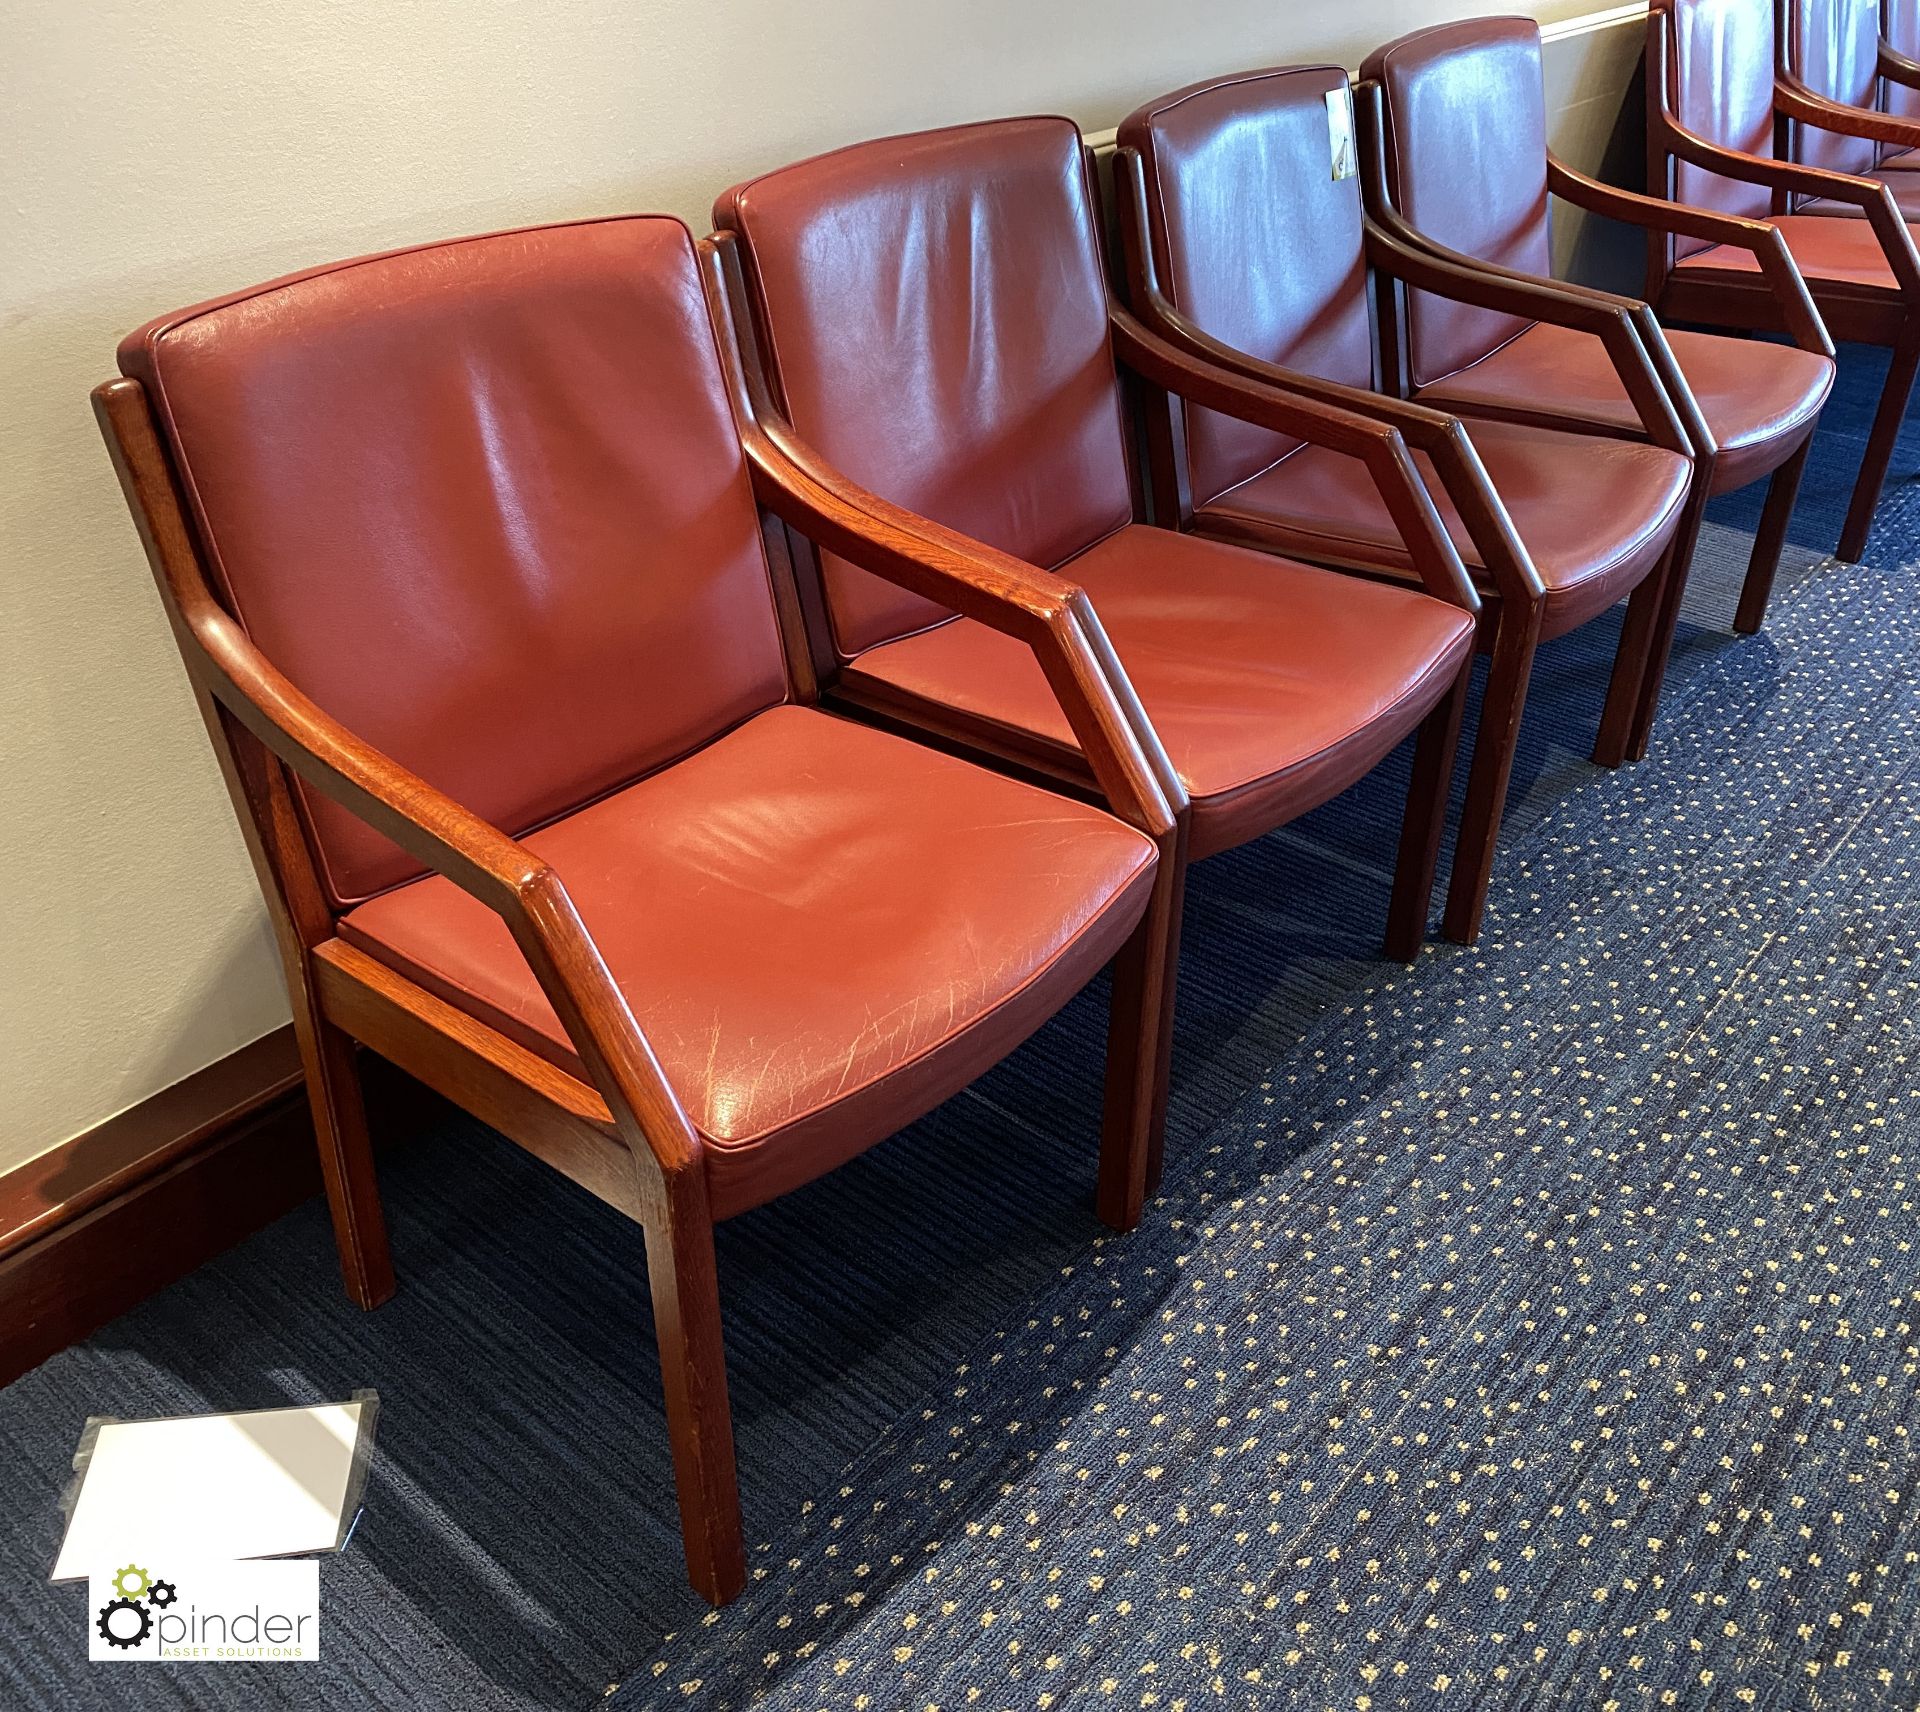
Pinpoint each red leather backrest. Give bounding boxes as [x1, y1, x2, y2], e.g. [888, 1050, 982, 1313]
[1656, 0, 1779, 255]
[1362, 19, 1555, 388]
[120, 218, 789, 909]
[1889, 0, 1920, 119]
[1117, 68, 1376, 510]
[715, 119, 1133, 660]
[1785, 0, 1882, 172]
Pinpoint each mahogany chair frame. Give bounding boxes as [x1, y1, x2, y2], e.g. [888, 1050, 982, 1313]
[93, 234, 1203, 1609]
[712, 180, 1483, 991]
[1778, 0, 1920, 174]
[1647, 3, 1920, 562]
[1884, 1, 1920, 107]
[1110, 132, 1692, 945]
[1350, 75, 1835, 759]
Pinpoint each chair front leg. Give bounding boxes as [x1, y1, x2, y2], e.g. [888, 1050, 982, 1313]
[1097, 818, 1188, 1232]
[643, 1180, 746, 1606]
[1595, 520, 1693, 771]
[297, 997, 394, 1311]
[1840, 324, 1920, 562]
[1385, 661, 1471, 963]
[1734, 436, 1815, 636]
[1622, 472, 1714, 764]
[1443, 600, 1543, 946]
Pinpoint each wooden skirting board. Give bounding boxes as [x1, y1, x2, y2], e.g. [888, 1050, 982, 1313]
[0, 1033, 435, 1389]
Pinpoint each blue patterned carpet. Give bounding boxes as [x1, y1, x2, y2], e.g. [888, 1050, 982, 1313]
[4, 347, 1920, 1709]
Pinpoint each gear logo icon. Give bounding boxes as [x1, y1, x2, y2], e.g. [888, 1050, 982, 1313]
[96, 1596, 152, 1650]
[93, 1562, 173, 1654]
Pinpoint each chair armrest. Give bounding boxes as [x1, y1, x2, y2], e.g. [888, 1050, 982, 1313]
[92, 378, 703, 1191]
[1662, 109, 1880, 203]
[1106, 142, 1529, 606]
[1361, 186, 1721, 458]
[700, 233, 1184, 836]
[1122, 299, 1542, 607]
[1349, 86, 1695, 451]
[1106, 306, 1481, 614]
[1659, 117, 1920, 293]
[1546, 155, 1833, 356]
[1363, 220, 1693, 456]
[1880, 42, 1920, 92]
[1776, 73, 1920, 151]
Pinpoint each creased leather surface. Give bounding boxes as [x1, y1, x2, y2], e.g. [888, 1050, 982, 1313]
[716, 119, 1133, 659]
[1889, 0, 1920, 121]
[1797, 177, 1920, 213]
[1418, 323, 1833, 493]
[343, 706, 1157, 1216]
[1362, 20, 1555, 387]
[846, 526, 1475, 860]
[1674, 209, 1904, 283]
[1118, 66, 1378, 510]
[1784, 0, 1884, 173]
[1657, 0, 1780, 256]
[122, 218, 788, 907]
[1199, 418, 1691, 641]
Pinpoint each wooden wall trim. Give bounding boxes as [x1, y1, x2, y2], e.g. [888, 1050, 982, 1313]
[0, 1027, 304, 1259]
[0, 1033, 437, 1389]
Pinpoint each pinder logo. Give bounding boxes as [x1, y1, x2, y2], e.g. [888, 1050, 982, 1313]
[87, 1560, 319, 1662]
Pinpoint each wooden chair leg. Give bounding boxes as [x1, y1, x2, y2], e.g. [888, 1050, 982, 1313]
[1838, 330, 1920, 564]
[1384, 664, 1470, 964]
[1442, 605, 1541, 947]
[1097, 820, 1188, 1233]
[1623, 479, 1713, 764]
[1733, 437, 1812, 636]
[1592, 546, 1678, 769]
[643, 1189, 746, 1607]
[296, 1007, 395, 1311]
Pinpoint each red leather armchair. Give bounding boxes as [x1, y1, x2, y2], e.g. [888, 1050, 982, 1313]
[1649, 0, 1920, 561]
[1887, 0, 1920, 125]
[712, 119, 1478, 996]
[1782, 0, 1920, 204]
[1111, 67, 1696, 945]
[95, 215, 1194, 1606]
[1358, 19, 1835, 733]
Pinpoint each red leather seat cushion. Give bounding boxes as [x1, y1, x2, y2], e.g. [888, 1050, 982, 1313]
[1674, 213, 1902, 289]
[1797, 180, 1920, 219]
[340, 706, 1157, 1218]
[1194, 418, 1691, 641]
[1417, 323, 1834, 494]
[842, 525, 1475, 862]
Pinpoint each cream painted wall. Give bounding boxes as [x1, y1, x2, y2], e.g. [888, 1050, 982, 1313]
[0, 0, 1639, 1172]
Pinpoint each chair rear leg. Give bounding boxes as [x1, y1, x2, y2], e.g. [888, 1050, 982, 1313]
[296, 1007, 394, 1311]
[1443, 605, 1540, 947]
[1733, 436, 1813, 636]
[1838, 330, 1920, 563]
[644, 1190, 746, 1607]
[1097, 822, 1188, 1233]
[1593, 545, 1678, 769]
[1384, 664, 1470, 963]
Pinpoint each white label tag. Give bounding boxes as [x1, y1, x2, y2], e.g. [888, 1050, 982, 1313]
[88, 1560, 320, 1663]
[1326, 85, 1357, 182]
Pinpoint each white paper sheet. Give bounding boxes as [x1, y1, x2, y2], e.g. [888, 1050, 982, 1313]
[52, 1400, 368, 1582]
